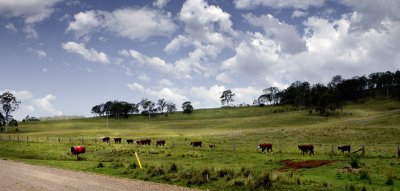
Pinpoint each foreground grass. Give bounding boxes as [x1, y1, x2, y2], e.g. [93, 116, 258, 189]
[1, 98, 400, 190]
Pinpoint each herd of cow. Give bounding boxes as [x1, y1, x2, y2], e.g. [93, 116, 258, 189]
[99, 137, 352, 155]
[257, 143, 352, 155]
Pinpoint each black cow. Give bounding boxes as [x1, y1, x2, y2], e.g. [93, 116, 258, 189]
[190, 141, 202, 147]
[156, 140, 165, 146]
[209, 144, 216, 148]
[298, 145, 314, 155]
[126, 139, 134, 144]
[100, 137, 110, 143]
[114, 138, 122, 144]
[137, 139, 151, 145]
[338, 145, 351, 153]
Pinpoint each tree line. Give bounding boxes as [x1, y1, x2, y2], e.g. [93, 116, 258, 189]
[91, 99, 194, 119]
[221, 70, 400, 116]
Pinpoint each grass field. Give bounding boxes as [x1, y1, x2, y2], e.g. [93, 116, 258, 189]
[1, 97, 400, 190]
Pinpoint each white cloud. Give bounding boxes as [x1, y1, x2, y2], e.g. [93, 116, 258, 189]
[23, 25, 38, 39]
[340, 0, 400, 30]
[28, 48, 47, 59]
[5, 23, 17, 32]
[234, 0, 325, 10]
[139, 73, 150, 82]
[62, 41, 110, 64]
[164, 35, 190, 53]
[127, 82, 187, 105]
[66, 10, 100, 38]
[292, 10, 308, 18]
[34, 94, 63, 116]
[153, 0, 170, 8]
[216, 72, 232, 84]
[0, 0, 61, 24]
[244, 13, 306, 54]
[67, 7, 177, 41]
[159, 79, 173, 87]
[122, 49, 174, 74]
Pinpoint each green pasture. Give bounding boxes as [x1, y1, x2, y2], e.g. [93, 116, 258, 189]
[0, 98, 400, 190]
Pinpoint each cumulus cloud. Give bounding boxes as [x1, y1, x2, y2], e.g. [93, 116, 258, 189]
[153, 0, 169, 8]
[234, 0, 325, 10]
[120, 49, 174, 74]
[244, 13, 306, 54]
[127, 82, 187, 105]
[34, 94, 63, 116]
[292, 10, 308, 18]
[62, 41, 110, 64]
[67, 7, 177, 41]
[27, 48, 47, 59]
[4, 23, 17, 32]
[0, 0, 62, 24]
[340, 0, 400, 30]
[159, 79, 173, 87]
[164, 0, 236, 78]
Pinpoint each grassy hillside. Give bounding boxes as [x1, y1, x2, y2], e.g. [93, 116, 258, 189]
[1, 98, 400, 190]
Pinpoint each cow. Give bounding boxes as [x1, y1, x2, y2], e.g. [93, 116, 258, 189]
[190, 141, 202, 147]
[298, 144, 315, 155]
[209, 144, 216, 148]
[338, 145, 351, 153]
[114, 138, 122, 144]
[137, 139, 151, 145]
[257, 143, 273, 153]
[126, 139, 134, 144]
[156, 140, 165, 146]
[100, 137, 110, 143]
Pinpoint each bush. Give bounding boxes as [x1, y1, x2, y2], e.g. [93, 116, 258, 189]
[253, 172, 273, 190]
[169, 163, 178, 173]
[359, 170, 370, 181]
[385, 171, 394, 185]
[96, 162, 104, 168]
[350, 157, 360, 169]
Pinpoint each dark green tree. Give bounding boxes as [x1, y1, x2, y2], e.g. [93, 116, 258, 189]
[0, 92, 20, 133]
[182, 101, 194, 114]
[220, 90, 235, 106]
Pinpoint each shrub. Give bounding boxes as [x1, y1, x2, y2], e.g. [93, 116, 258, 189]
[359, 170, 370, 181]
[217, 168, 235, 180]
[253, 172, 273, 190]
[350, 157, 360, 169]
[169, 163, 178, 173]
[240, 167, 251, 178]
[385, 171, 394, 185]
[96, 162, 104, 168]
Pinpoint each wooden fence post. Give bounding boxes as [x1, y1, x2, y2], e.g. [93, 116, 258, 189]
[361, 144, 365, 157]
[8, 135, 11, 141]
[17, 135, 19, 141]
[58, 137, 61, 143]
[397, 145, 400, 158]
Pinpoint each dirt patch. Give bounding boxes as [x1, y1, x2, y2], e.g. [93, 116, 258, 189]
[283, 160, 336, 169]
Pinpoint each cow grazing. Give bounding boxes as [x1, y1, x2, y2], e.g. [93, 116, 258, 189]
[209, 144, 216, 148]
[156, 140, 165, 146]
[126, 139, 134, 144]
[338, 145, 351, 153]
[114, 138, 122, 144]
[190, 141, 202, 147]
[257, 143, 273, 153]
[298, 145, 315, 155]
[100, 137, 110, 143]
[137, 139, 151, 145]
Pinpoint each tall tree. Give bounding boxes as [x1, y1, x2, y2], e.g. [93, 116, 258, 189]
[139, 99, 155, 118]
[220, 90, 235, 106]
[0, 112, 5, 132]
[91, 105, 102, 117]
[0, 92, 20, 133]
[157, 99, 167, 114]
[166, 102, 176, 115]
[182, 101, 194, 114]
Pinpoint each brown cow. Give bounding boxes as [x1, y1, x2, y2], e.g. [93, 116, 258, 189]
[137, 139, 151, 145]
[126, 139, 134, 144]
[100, 137, 110, 143]
[338, 145, 351, 153]
[298, 145, 314, 155]
[257, 143, 273, 153]
[190, 141, 202, 147]
[114, 138, 122, 144]
[209, 144, 216, 148]
[156, 140, 165, 146]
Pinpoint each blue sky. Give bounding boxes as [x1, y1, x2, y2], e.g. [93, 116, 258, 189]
[0, 0, 399, 119]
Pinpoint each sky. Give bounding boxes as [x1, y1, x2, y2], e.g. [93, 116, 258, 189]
[0, 0, 399, 120]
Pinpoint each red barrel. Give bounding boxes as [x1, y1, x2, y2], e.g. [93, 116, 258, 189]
[71, 146, 85, 155]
